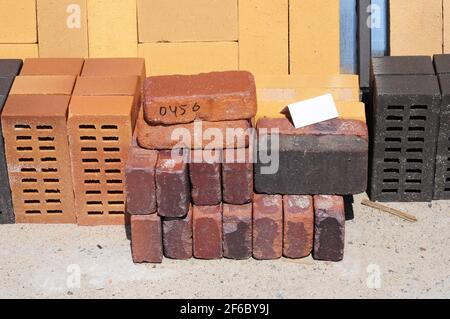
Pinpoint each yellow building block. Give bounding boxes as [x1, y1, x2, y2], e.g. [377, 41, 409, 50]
[444, 0, 450, 53]
[0, 44, 39, 59]
[87, 0, 137, 57]
[138, 42, 238, 76]
[37, 0, 88, 57]
[137, 0, 238, 42]
[290, 0, 340, 74]
[256, 74, 362, 122]
[390, 0, 442, 56]
[239, 0, 289, 75]
[0, 0, 37, 43]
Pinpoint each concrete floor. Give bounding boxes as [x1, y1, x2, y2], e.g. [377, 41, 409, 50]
[0, 193, 449, 299]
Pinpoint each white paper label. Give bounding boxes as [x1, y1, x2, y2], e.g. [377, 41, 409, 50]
[287, 94, 339, 129]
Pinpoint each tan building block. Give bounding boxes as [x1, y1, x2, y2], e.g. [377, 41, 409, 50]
[0, 0, 37, 43]
[37, 0, 89, 57]
[0, 45, 38, 60]
[87, 0, 137, 57]
[138, 42, 238, 76]
[290, 0, 340, 74]
[444, 0, 450, 53]
[239, 0, 288, 75]
[390, 0, 442, 56]
[137, 0, 238, 42]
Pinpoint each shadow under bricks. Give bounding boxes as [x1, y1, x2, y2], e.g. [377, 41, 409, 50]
[343, 195, 355, 221]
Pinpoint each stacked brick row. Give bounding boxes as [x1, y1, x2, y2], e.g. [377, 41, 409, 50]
[0, 57, 146, 225]
[369, 56, 441, 202]
[0, 59, 22, 224]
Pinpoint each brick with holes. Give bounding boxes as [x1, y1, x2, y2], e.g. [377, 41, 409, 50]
[20, 58, 84, 76]
[223, 203, 252, 260]
[189, 150, 222, 206]
[156, 150, 191, 218]
[370, 73, 441, 202]
[222, 148, 253, 205]
[1, 95, 76, 224]
[162, 205, 193, 260]
[68, 95, 135, 226]
[193, 204, 222, 259]
[143, 71, 257, 125]
[283, 195, 314, 259]
[255, 118, 369, 195]
[313, 195, 345, 262]
[131, 214, 163, 263]
[252, 194, 283, 260]
[125, 146, 158, 215]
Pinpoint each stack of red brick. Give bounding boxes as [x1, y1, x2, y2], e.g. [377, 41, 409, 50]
[126, 71, 352, 263]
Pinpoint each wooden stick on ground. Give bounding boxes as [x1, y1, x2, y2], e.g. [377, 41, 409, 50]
[361, 199, 418, 222]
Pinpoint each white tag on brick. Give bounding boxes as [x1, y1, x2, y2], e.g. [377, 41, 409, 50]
[288, 94, 339, 129]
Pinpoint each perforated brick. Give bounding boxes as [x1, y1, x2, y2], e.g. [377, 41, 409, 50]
[193, 204, 222, 260]
[68, 96, 135, 226]
[20, 58, 84, 76]
[370, 74, 441, 202]
[253, 194, 282, 260]
[1, 95, 76, 223]
[313, 195, 345, 262]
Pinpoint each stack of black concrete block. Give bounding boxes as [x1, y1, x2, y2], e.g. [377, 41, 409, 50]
[0, 59, 22, 224]
[369, 56, 441, 202]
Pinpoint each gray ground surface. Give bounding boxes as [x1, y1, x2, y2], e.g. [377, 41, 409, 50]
[0, 193, 449, 299]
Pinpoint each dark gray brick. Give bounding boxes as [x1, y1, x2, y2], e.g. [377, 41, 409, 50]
[372, 56, 435, 77]
[0, 60, 22, 77]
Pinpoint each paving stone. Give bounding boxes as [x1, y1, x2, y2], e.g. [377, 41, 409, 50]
[222, 148, 253, 204]
[313, 195, 345, 262]
[125, 146, 158, 215]
[189, 150, 222, 206]
[131, 214, 163, 263]
[20, 58, 84, 76]
[136, 111, 251, 150]
[283, 195, 314, 259]
[0, 59, 23, 77]
[255, 118, 368, 195]
[193, 204, 222, 259]
[68, 95, 135, 225]
[156, 150, 191, 218]
[162, 205, 193, 260]
[223, 203, 252, 260]
[143, 71, 256, 125]
[370, 74, 441, 202]
[1, 95, 76, 224]
[252, 194, 282, 260]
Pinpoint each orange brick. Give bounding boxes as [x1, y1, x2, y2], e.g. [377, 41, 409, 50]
[20, 58, 85, 76]
[68, 96, 134, 226]
[10, 76, 76, 95]
[1, 95, 76, 224]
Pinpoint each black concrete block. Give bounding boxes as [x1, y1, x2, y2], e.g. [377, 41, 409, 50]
[372, 56, 435, 77]
[433, 54, 450, 74]
[358, 0, 371, 89]
[0, 94, 14, 224]
[433, 74, 450, 199]
[370, 75, 441, 202]
[254, 135, 368, 195]
[0, 77, 14, 96]
[0, 59, 22, 77]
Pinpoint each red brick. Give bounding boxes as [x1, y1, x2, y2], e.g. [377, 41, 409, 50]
[193, 204, 223, 259]
[131, 214, 163, 263]
[162, 205, 193, 260]
[283, 195, 314, 259]
[156, 150, 191, 218]
[223, 203, 252, 260]
[1, 95, 76, 224]
[143, 71, 257, 125]
[125, 146, 158, 215]
[189, 150, 222, 206]
[81, 58, 146, 86]
[67, 96, 134, 226]
[313, 195, 345, 262]
[222, 148, 253, 205]
[20, 58, 85, 76]
[253, 194, 282, 260]
[136, 111, 251, 150]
